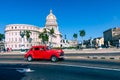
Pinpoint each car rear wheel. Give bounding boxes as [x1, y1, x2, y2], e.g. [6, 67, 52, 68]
[51, 56, 58, 62]
[27, 56, 33, 62]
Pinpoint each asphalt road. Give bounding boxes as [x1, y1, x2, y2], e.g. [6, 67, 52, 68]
[65, 52, 120, 56]
[0, 54, 120, 80]
[1, 63, 120, 80]
[23, 64, 120, 80]
[0, 54, 120, 68]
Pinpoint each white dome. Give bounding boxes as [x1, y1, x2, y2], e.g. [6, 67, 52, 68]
[46, 10, 56, 20]
[45, 10, 58, 27]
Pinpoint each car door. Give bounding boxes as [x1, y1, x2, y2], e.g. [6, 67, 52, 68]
[33, 47, 41, 59]
[39, 47, 46, 59]
[42, 47, 51, 59]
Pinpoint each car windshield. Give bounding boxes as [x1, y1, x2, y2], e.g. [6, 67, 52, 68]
[46, 46, 51, 50]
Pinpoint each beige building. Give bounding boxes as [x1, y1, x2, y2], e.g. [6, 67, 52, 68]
[93, 37, 104, 47]
[103, 27, 120, 46]
[5, 10, 62, 50]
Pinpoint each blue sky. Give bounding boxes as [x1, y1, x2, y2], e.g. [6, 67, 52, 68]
[0, 0, 120, 41]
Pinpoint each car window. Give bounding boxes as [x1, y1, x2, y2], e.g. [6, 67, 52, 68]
[34, 47, 39, 51]
[46, 46, 51, 50]
[31, 48, 34, 51]
[40, 48, 44, 51]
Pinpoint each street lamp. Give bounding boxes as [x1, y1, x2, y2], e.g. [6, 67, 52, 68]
[20, 30, 25, 52]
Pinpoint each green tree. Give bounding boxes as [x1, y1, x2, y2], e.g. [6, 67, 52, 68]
[79, 30, 86, 47]
[25, 30, 31, 40]
[49, 28, 54, 47]
[24, 30, 32, 49]
[0, 33, 4, 41]
[38, 28, 49, 45]
[64, 34, 67, 39]
[73, 33, 78, 41]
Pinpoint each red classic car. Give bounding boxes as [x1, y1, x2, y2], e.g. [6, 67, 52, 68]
[24, 45, 64, 62]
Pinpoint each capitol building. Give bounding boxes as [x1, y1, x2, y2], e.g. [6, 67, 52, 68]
[5, 10, 62, 50]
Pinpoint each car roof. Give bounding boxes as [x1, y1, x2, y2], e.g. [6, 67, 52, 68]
[31, 45, 47, 48]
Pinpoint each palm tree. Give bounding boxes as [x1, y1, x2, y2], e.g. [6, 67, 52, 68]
[38, 28, 49, 45]
[49, 28, 54, 47]
[73, 33, 78, 41]
[64, 34, 67, 40]
[79, 30, 86, 47]
[24, 30, 32, 49]
[0, 33, 4, 41]
[38, 32, 44, 44]
[73, 33, 78, 49]
[25, 30, 31, 41]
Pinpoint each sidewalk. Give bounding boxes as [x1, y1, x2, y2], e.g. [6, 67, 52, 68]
[63, 48, 120, 54]
[0, 51, 25, 55]
[0, 48, 120, 54]
[63, 48, 120, 61]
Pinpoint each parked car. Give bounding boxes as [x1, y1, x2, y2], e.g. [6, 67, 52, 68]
[24, 45, 64, 62]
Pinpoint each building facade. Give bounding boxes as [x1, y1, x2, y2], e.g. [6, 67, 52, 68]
[5, 10, 62, 50]
[103, 27, 120, 46]
[92, 37, 104, 47]
[45, 10, 62, 47]
[0, 41, 4, 52]
[5, 24, 41, 50]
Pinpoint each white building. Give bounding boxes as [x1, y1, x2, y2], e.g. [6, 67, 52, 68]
[45, 10, 62, 47]
[5, 10, 62, 50]
[5, 24, 41, 50]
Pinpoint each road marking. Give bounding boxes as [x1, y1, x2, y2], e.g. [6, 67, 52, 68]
[0, 66, 34, 73]
[16, 68, 34, 73]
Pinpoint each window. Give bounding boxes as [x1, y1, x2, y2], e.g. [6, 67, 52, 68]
[11, 45, 13, 47]
[12, 38, 13, 42]
[15, 32, 17, 35]
[19, 38, 21, 42]
[34, 48, 39, 50]
[40, 48, 44, 51]
[15, 38, 17, 42]
[15, 45, 17, 48]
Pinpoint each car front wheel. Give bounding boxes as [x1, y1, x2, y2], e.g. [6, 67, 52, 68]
[27, 56, 33, 62]
[51, 56, 58, 62]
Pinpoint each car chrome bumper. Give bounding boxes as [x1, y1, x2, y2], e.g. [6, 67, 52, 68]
[59, 56, 64, 58]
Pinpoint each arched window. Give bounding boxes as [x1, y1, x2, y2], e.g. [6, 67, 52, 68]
[15, 38, 17, 42]
[15, 45, 17, 48]
[15, 32, 17, 35]
[19, 38, 21, 42]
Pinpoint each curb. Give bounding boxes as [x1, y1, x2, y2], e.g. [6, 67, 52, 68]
[87, 56, 120, 60]
[65, 56, 120, 61]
